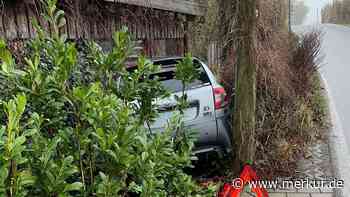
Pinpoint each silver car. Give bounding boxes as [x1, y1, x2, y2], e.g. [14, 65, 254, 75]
[150, 57, 232, 156]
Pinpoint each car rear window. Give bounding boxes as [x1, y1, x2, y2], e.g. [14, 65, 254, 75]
[152, 59, 211, 93]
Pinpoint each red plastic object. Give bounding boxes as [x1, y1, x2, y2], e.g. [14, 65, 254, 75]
[218, 165, 269, 197]
[213, 86, 229, 110]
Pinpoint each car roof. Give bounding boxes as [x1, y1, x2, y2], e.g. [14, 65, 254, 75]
[151, 56, 201, 62]
[151, 56, 183, 62]
[126, 56, 201, 69]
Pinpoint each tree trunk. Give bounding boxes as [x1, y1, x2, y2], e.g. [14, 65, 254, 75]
[232, 0, 257, 173]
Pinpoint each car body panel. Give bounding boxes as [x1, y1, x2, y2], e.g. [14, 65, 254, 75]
[151, 57, 232, 155]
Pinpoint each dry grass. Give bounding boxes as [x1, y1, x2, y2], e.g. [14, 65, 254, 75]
[254, 30, 326, 179]
[290, 31, 323, 98]
[206, 0, 326, 179]
[216, 0, 326, 179]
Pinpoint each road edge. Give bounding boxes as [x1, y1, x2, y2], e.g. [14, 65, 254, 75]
[320, 74, 350, 197]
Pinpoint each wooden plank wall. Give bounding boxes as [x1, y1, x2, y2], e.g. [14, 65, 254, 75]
[207, 41, 223, 78]
[0, 1, 188, 57]
[207, 41, 222, 68]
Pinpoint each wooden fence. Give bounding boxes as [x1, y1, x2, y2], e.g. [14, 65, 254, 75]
[207, 41, 223, 78]
[0, 1, 190, 57]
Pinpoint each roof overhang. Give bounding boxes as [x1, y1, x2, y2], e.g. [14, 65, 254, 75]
[104, 0, 206, 16]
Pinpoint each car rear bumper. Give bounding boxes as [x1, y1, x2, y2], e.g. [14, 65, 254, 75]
[216, 115, 232, 153]
[149, 111, 232, 155]
[192, 114, 232, 155]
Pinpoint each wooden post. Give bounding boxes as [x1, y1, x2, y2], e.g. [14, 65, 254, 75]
[233, 0, 257, 172]
[0, 13, 4, 38]
[288, 0, 291, 32]
[183, 19, 189, 54]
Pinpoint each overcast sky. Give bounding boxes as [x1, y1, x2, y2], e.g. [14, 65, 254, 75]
[302, 0, 332, 25]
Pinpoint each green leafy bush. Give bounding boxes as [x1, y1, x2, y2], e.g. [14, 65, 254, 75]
[0, 0, 216, 196]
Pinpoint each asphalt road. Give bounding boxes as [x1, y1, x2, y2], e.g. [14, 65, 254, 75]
[318, 24, 350, 148]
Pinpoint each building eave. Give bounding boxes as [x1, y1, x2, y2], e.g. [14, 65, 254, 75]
[104, 0, 206, 16]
